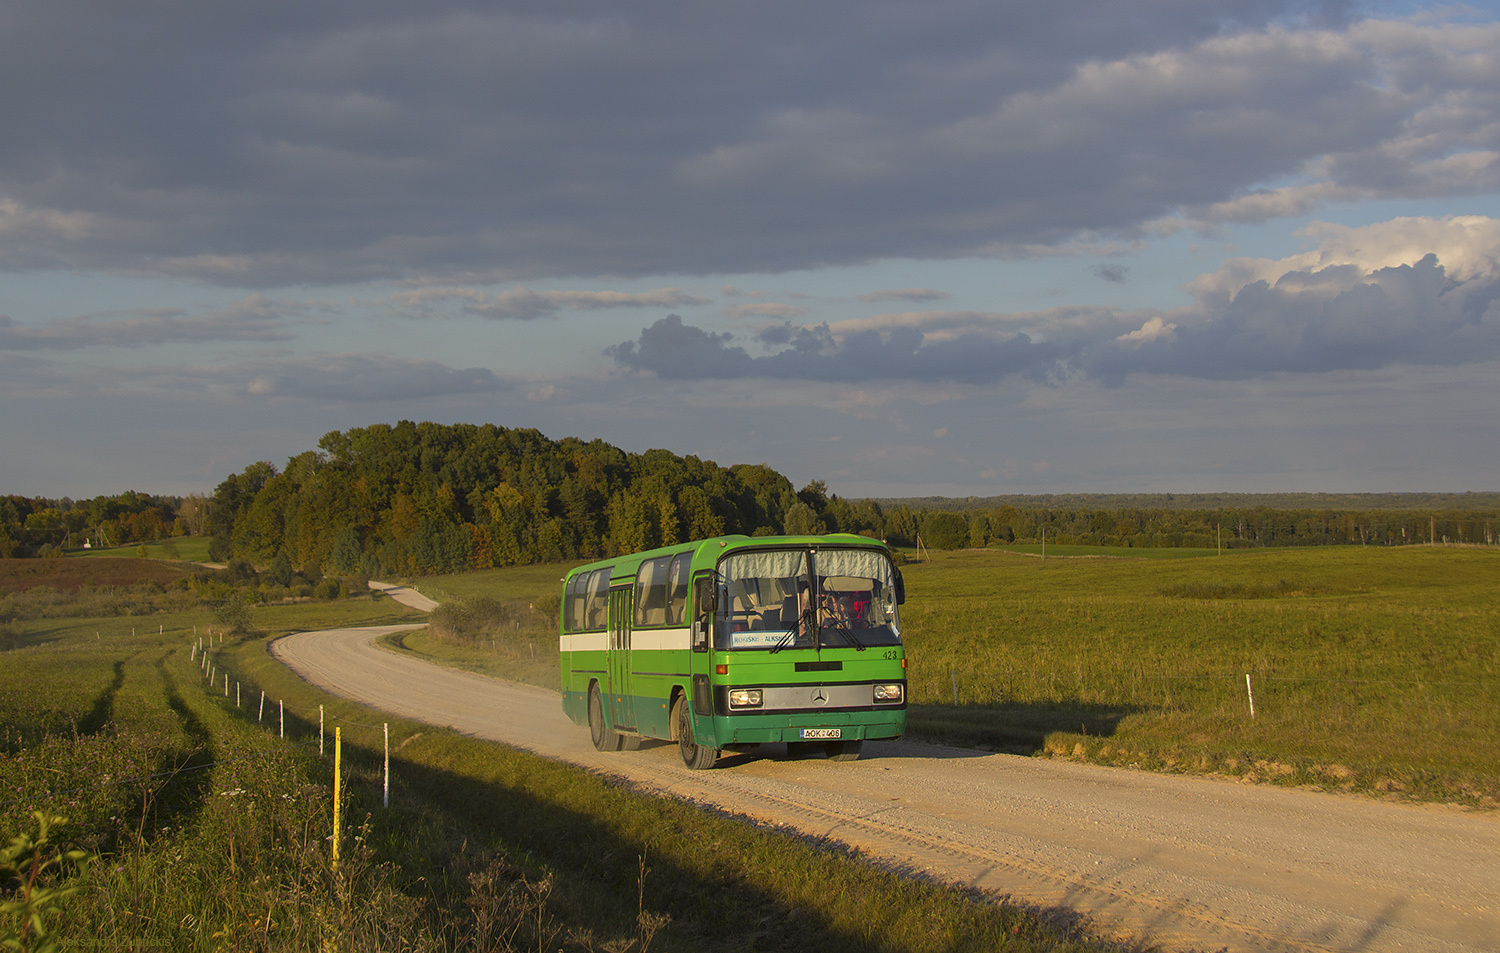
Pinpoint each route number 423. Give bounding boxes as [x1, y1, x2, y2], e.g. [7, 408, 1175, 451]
[881, 650, 900, 660]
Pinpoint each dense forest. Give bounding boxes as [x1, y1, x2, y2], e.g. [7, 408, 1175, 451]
[4, 421, 1496, 571]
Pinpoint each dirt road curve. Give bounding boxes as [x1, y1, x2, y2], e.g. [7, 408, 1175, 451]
[272, 625, 1499, 953]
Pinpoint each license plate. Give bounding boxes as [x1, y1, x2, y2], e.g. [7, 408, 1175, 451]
[800, 728, 841, 740]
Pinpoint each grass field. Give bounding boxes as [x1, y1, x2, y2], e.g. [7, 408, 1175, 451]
[899, 545, 1499, 804]
[71, 536, 214, 563]
[0, 556, 1127, 952]
[399, 544, 1500, 807]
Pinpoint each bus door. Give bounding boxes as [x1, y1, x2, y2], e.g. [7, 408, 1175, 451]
[608, 587, 636, 731]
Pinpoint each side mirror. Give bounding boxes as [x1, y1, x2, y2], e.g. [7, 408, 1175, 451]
[894, 568, 906, 606]
[694, 576, 718, 617]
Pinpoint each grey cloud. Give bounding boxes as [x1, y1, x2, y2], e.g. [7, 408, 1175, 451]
[243, 353, 509, 401]
[0, 1, 1467, 285]
[1087, 254, 1500, 382]
[858, 288, 951, 303]
[609, 314, 1065, 384]
[0, 297, 295, 350]
[461, 288, 712, 321]
[1094, 264, 1128, 284]
[615, 251, 1500, 386]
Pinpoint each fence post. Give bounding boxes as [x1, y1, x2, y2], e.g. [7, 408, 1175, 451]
[280, 700, 284, 739]
[384, 723, 390, 809]
[1245, 673, 1256, 718]
[259, 690, 265, 723]
[332, 727, 342, 872]
[320, 705, 324, 757]
[951, 670, 960, 706]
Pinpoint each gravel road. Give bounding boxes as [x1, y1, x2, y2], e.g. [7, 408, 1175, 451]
[272, 623, 1499, 953]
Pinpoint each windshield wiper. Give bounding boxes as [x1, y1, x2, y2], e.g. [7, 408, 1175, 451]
[822, 613, 867, 651]
[769, 608, 803, 654]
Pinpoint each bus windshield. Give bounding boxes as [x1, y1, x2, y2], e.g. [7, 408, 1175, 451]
[715, 547, 902, 650]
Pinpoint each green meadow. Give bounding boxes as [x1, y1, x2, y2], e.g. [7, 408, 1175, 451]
[897, 545, 1499, 803]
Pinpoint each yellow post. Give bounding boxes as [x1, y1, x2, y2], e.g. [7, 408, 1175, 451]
[332, 727, 342, 871]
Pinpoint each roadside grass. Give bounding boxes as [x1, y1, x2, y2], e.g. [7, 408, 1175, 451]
[2, 587, 1132, 952]
[899, 546, 1500, 805]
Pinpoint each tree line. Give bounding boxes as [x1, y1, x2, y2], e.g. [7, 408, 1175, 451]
[0, 490, 209, 558]
[5, 421, 1495, 568]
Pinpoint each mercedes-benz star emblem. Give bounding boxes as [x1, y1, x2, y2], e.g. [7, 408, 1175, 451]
[811, 687, 828, 706]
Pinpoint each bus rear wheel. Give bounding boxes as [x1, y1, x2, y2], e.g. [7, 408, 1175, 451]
[589, 684, 622, 752]
[674, 697, 718, 770]
[824, 740, 863, 762]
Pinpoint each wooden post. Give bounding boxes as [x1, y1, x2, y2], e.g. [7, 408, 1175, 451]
[383, 723, 390, 809]
[320, 705, 324, 756]
[280, 700, 284, 739]
[332, 728, 342, 871]
[1245, 674, 1256, 718]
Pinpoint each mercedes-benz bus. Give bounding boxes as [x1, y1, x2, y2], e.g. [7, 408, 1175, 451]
[559, 534, 906, 769]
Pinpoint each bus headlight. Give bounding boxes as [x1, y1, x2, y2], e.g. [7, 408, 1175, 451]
[729, 689, 763, 709]
[873, 683, 904, 704]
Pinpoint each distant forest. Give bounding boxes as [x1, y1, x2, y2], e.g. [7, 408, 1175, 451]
[4, 421, 1497, 570]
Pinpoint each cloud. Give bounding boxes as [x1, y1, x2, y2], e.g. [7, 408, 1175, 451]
[1094, 264, 1129, 284]
[857, 288, 950, 303]
[0, 295, 296, 350]
[723, 302, 806, 320]
[3, 4, 1497, 284]
[239, 353, 509, 401]
[607, 314, 1064, 384]
[465, 287, 710, 320]
[611, 216, 1500, 387]
[376, 286, 710, 320]
[1087, 252, 1500, 382]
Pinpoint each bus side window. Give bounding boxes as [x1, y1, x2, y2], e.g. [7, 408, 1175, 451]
[667, 553, 691, 624]
[634, 556, 670, 627]
[565, 573, 588, 632]
[585, 569, 610, 629]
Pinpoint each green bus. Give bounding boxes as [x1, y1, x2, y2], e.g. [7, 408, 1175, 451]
[559, 534, 907, 769]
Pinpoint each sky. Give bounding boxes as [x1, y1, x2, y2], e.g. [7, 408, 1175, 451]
[4, 0, 1500, 500]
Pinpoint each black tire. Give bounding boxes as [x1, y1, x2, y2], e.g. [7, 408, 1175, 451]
[589, 684, 622, 752]
[620, 734, 643, 751]
[675, 696, 718, 770]
[824, 739, 863, 762]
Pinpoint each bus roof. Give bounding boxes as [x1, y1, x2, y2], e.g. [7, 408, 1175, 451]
[562, 533, 893, 584]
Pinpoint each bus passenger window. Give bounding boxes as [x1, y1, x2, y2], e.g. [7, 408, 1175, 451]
[667, 554, 691, 624]
[634, 556, 671, 627]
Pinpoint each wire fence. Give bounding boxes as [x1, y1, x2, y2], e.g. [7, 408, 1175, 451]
[5, 634, 405, 811]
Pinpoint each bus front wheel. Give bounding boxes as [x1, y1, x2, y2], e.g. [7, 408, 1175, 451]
[674, 697, 718, 770]
[589, 684, 622, 752]
[824, 740, 863, 762]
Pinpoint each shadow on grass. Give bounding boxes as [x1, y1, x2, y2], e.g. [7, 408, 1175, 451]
[905, 701, 1143, 755]
[347, 739, 1112, 953]
[76, 660, 126, 734]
